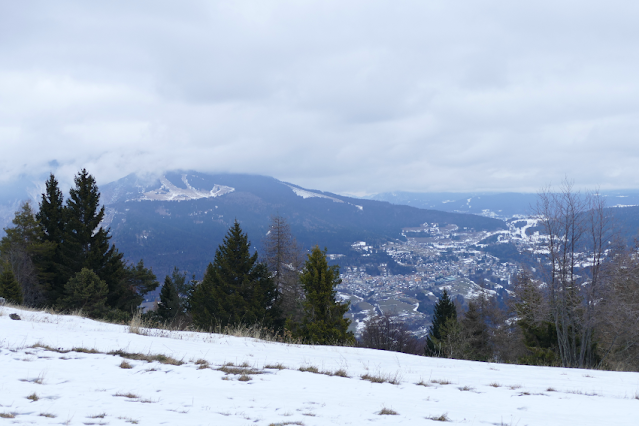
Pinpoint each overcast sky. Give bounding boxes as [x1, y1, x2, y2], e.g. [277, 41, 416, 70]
[2, 0, 639, 196]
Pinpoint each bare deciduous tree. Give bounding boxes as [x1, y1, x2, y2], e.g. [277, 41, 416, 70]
[360, 313, 423, 355]
[262, 215, 304, 322]
[534, 180, 612, 368]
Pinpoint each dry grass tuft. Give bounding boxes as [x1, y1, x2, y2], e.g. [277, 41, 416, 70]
[489, 382, 501, 388]
[195, 359, 210, 369]
[378, 407, 398, 415]
[416, 379, 432, 387]
[27, 392, 40, 401]
[88, 414, 107, 419]
[458, 386, 474, 392]
[299, 365, 319, 374]
[330, 369, 349, 378]
[546, 387, 556, 392]
[73, 347, 100, 354]
[217, 365, 263, 375]
[264, 363, 286, 370]
[238, 374, 251, 382]
[128, 311, 147, 335]
[114, 392, 139, 399]
[431, 379, 452, 385]
[39, 413, 56, 418]
[361, 372, 401, 385]
[0, 413, 16, 419]
[119, 360, 133, 369]
[107, 350, 184, 366]
[427, 413, 450, 422]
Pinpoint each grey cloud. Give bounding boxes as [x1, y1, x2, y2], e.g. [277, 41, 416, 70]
[2, 0, 639, 194]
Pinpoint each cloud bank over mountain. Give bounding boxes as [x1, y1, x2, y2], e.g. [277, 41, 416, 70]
[3, 1, 639, 194]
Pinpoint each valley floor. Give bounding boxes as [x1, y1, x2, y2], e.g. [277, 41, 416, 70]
[1, 306, 638, 425]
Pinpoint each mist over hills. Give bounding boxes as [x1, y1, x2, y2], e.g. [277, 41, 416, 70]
[100, 171, 506, 280]
[369, 190, 639, 219]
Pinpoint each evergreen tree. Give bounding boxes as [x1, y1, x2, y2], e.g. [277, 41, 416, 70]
[291, 246, 354, 345]
[190, 221, 281, 330]
[36, 173, 66, 304]
[157, 274, 180, 321]
[425, 289, 457, 356]
[460, 300, 491, 361]
[0, 264, 23, 305]
[512, 270, 559, 365]
[1, 202, 52, 306]
[61, 268, 108, 318]
[111, 260, 159, 313]
[61, 169, 132, 310]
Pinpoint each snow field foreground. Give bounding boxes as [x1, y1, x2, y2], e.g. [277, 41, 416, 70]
[1, 306, 638, 426]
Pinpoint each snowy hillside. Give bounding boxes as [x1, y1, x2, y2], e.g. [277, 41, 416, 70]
[1, 306, 638, 426]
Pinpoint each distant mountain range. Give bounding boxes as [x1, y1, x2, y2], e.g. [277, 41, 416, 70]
[1, 172, 637, 282]
[99, 171, 506, 280]
[367, 190, 639, 219]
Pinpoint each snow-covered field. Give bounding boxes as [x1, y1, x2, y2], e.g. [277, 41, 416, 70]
[1, 306, 638, 425]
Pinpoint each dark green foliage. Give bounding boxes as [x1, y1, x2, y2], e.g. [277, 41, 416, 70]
[111, 259, 159, 312]
[158, 275, 180, 321]
[36, 174, 66, 304]
[425, 290, 457, 356]
[291, 246, 354, 345]
[0, 265, 23, 304]
[0, 202, 52, 306]
[459, 301, 491, 361]
[190, 222, 281, 330]
[61, 170, 125, 292]
[512, 270, 559, 365]
[61, 268, 108, 318]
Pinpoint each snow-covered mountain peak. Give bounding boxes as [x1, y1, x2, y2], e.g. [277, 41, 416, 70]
[137, 174, 234, 202]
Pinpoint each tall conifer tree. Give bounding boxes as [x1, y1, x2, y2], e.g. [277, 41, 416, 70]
[36, 174, 66, 304]
[425, 289, 458, 356]
[61, 169, 128, 308]
[0, 264, 23, 305]
[190, 221, 281, 330]
[158, 274, 180, 321]
[291, 246, 354, 345]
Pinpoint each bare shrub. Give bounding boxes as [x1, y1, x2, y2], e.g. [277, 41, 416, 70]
[360, 313, 423, 355]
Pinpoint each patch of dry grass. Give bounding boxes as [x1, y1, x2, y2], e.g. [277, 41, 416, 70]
[361, 372, 401, 385]
[264, 363, 286, 370]
[195, 359, 210, 369]
[378, 407, 398, 415]
[427, 413, 450, 422]
[119, 360, 133, 369]
[431, 379, 452, 385]
[26, 392, 39, 401]
[39, 413, 56, 418]
[107, 350, 184, 366]
[87, 414, 107, 419]
[217, 365, 263, 375]
[114, 392, 139, 399]
[0, 413, 16, 419]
